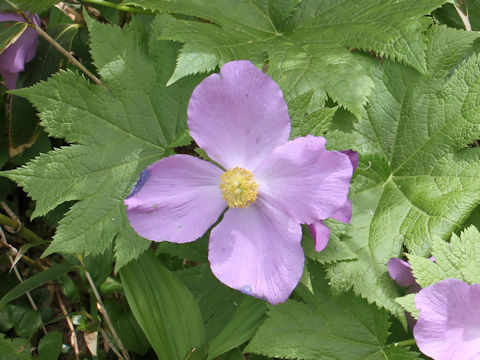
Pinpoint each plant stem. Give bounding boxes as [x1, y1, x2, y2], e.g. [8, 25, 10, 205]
[0, 241, 47, 271]
[394, 338, 417, 347]
[0, 212, 43, 243]
[81, 0, 153, 14]
[81, 262, 130, 360]
[6, 1, 108, 89]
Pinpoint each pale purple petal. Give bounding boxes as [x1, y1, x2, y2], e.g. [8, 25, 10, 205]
[331, 199, 352, 223]
[414, 279, 480, 360]
[0, 12, 25, 22]
[0, 12, 39, 90]
[124, 155, 226, 243]
[308, 221, 330, 252]
[341, 150, 359, 171]
[0, 70, 17, 89]
[209, 199, 303, 304]
[254, 135, 353, 224]
[187, 60, 290, 170]
[387, 258, 416, 287]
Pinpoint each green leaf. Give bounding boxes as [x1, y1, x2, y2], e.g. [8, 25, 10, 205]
[9, 23, 79, 157]
[302, 222, 357, 265]
[104, 298, 150, 355]
[0, 335, 32, 360]
[12, 307, 42, 338]
[395, 293, 418, 320]
[184, 345, 209, 360]
[0, 21, 27, 53]
[37, 331, 63, 360]
[156, 234, 208, 263]
[246, 262, 393, 360]
[2, 16, 199, 262]
[382, 345, 421, 359]
[208, 297, 267, 359]
[409, 225, 480, 289]
[120, 250, 205, 360]
[0, 263, 77, 308]
[288, 91, 337, 139]
[7, 0, 57, 13]
[174, 264, 245, 342]
[114, 211, 151, 271]
[325, 26, 480, 315]
[127, 0, 448, 116]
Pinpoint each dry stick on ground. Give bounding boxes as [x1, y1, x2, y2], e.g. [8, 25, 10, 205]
[81, 262, 130, 360]
[0, 228, 47, 334]
[100, 328, 124, 360]
[0, 239, 46, 271]
[55, 288, 80, 360]
[454, 2, 472, 31]
[55, 2, 84, 23]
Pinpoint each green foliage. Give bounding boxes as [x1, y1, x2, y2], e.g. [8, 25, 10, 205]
[5, 0, 57, 14]
[126, 0, 448, 116]
[246, 263, 418, 360]
[324, 26, 480, 315]
[104, 298, 151, 355]
[0, 335, 32, 360]
[288, 92, 337, 139]
[395, 294, 418, 320]
[2, 15, 199, 265]
[37, 331, 63, 360]
[120, 250, 205, 360]
[10, 23, 79, 157]
[208, 296, 267, 359]
[409, 225, 480, 288]
[397, 226, 480, 318]
[0, 264, 77, 308]
[175, 264, 245, 342]
[301, 222, 357, 265]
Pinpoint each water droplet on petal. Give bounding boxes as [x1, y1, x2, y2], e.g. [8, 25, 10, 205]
[240, 285, 252, 295]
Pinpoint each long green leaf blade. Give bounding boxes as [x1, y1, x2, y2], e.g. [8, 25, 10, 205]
[120, 250, 205, 360]
[0, 264, 77, 308]
[208, 296, 267, 359]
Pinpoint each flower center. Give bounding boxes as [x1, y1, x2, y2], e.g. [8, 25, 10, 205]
[220, 167, 259, 208]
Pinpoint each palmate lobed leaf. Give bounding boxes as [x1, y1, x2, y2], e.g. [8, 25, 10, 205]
[1, 16, 200, 264]
[324, 26, 480, 315]
[126, 0, 448, 117]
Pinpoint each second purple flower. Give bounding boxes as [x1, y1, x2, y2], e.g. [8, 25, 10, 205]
[124, 60, 354, 304]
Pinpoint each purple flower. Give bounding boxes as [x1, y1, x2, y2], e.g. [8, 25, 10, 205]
[0, 12, 40, 90]
[387, 257, 421, 292]
[308, 150, 358, 251]
[125, 60, 354, 304]
[414, 278, 480, 360]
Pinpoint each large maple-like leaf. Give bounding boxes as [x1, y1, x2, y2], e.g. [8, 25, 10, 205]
[323, 26, 480, 314]
[2, 16, 200, 267]
[126, 0, 448, 116]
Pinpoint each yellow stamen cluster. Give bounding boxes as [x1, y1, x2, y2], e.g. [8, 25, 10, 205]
[220, 167, 259, 208]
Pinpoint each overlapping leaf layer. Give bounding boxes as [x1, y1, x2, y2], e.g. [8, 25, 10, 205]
[3, 16, 200, 267]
